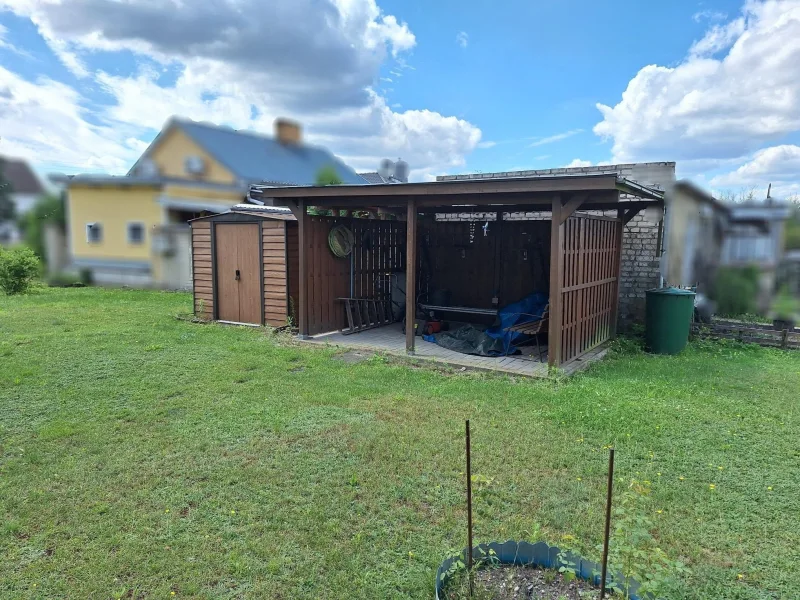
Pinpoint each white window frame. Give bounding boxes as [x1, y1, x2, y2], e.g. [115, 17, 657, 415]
[86, 223, 103, 244]
[127, 222, 146, 245]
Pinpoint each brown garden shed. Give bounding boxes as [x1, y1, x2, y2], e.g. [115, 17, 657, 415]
[250, 174, 664, 372]
[190, 207, 298, 326]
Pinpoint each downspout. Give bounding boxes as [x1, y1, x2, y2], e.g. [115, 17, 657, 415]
[659, 196, 670, 289]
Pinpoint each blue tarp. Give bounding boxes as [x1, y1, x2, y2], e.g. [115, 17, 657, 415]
[423, 292, 548, 356]
[485, 292, 548, 351]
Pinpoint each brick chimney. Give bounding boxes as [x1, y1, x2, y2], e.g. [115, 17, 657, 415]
[275, 118, 302, 145]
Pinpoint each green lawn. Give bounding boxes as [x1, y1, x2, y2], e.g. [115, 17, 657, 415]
[1, 288, 799, 599]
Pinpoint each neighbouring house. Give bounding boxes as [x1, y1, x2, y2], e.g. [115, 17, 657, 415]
[662, 180, 730, 291]
[63, 117, 365, 288]
[663, 184, 791, 311]
[436, 162, 676, 328]
[721, 199, 792, 311]
[359, 158, 409, 184]
[0, 156, 47, 245]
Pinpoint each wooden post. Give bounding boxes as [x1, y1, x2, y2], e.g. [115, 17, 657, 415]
[406, 199, 418, 354]
[492, 211, 503, 307]
[610, 208, 625, 338]
[548, 196, 563, 367]
[296, 199, 309, 339]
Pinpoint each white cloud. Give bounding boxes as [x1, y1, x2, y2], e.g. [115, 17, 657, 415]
[0, 0, 482, 180]
[564, 159, 592, 168]
[594, 0, 800, 167]
[456, 31, 468, 48]
[693, 9, 728, 22]
[477, 141, 497, 149]
[0, 66, 140, 172]
[710, 144, 800, 195]
[528, 129, 583, 147]
[689, 17, 745, 57]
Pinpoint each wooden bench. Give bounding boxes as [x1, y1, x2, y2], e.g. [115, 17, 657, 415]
[506, 304, 549, 362]
[418, 304, 499, 318]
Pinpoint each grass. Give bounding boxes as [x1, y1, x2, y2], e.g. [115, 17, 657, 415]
[1, 288, 799, 599]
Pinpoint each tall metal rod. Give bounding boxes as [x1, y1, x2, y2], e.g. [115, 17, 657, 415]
[600, 447, 615, 599]
[465, 419, 474, 597]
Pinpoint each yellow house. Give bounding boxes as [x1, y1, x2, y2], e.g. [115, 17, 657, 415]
[66, 117, 365, 287]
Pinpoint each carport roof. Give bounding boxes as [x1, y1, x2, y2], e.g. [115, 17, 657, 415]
[250, 173, 664, 212]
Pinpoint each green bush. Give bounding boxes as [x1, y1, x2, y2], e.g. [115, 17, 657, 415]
[712, 266, 760, 316]
[0, 246, 41, 295]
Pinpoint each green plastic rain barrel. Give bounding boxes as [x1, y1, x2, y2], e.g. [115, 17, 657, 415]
[645, 287, 696, 354]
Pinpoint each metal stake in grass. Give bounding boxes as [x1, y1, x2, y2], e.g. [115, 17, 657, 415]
[465, 419, 474, 597]
[600, 447, 615, 599]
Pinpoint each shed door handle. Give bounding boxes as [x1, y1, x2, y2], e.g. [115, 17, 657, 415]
[235, 269, 240, 281]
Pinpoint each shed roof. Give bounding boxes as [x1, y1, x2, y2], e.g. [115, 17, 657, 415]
[189, 205, 296, 223]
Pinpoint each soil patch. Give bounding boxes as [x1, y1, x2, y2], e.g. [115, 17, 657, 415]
[333, 350, 373, 364]
[445, 566, 600, 600]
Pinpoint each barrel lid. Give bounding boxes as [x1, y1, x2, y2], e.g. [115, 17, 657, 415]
[647, 286, 695, 295]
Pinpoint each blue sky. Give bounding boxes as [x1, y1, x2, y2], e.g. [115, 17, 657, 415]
[1, 0, 800, 196]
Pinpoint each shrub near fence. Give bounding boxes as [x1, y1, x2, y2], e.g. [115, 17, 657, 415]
[712, 266, 760, 316]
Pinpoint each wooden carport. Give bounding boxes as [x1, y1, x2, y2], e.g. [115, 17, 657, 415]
[251, 174, 663, 368]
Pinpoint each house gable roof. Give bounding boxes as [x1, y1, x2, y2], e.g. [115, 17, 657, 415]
[0, 157, 45, 195]
[129, 118, 366, 186]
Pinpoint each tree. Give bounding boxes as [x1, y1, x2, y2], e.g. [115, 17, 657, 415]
[310, 166, 343, 216]
[315, 165, 343, 186]
[0, 159, 16, 223]
[23, 194, 66, 260]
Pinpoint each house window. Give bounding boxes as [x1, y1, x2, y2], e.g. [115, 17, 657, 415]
[86, 223, 103, 244]
[127, 222, 146, 245]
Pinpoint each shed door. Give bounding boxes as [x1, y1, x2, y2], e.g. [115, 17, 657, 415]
[215, 223, 262, 324]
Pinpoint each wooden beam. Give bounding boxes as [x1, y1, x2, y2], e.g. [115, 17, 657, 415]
[610, 209, 626, 338]
[286, 199, 304, 222]
[296, 199, 309, 339]
[254, 174, 622, 199]
[548, 196, 564, 368]
[492, 211, 503, 306]
[621, 207, 641, 225]
[415, 198, 659, 215]
[405, 199, 418, 354]
[559, 193, 588, 224]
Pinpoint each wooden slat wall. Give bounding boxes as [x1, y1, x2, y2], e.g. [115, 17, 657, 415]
[417, 219, 550, 309]
[262, 221, 288, 327]
[306, 216, 406, 335]
[560, 215, 622, 363]
[286, 222, 300, 325]
[191, 221, 213, 319]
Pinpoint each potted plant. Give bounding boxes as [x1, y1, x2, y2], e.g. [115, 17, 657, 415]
[770, 287, 800, 331]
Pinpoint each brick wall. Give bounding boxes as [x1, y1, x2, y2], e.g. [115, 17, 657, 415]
[436, 162, 676, 328]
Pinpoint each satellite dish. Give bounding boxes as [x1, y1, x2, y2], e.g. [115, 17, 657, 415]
[378, 158, 394, 180]
[185, 156, 206, 175]
[393, 159, 409, 183]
